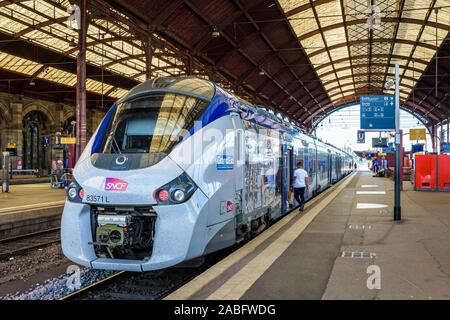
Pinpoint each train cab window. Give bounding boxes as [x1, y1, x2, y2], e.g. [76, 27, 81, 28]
[101, 93, 209, 161]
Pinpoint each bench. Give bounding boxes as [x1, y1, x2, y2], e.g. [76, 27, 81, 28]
[11, 169, 40, 177]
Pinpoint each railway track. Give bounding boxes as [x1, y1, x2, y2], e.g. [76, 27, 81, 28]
[0, 228, 61, 260]
[58, 173, 355, 300]
[59, 249, 233, 300]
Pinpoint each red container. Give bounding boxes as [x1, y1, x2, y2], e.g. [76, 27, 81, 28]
[438, 155, 450, 191]
[415, 154, 437, 191]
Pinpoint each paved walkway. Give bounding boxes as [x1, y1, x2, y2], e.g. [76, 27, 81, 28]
[323, 170, 450, 299]
[0, 184, 65, 212]
[167, 169, 450, 300]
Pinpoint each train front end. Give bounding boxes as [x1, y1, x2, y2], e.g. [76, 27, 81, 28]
[61, 78, 218, 271]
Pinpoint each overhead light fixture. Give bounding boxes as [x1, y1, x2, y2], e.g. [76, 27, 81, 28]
[211, 29, 220, 38]
[29, 79, 35, 86]
[259, 70, 265, 75]
[68, 37, 78, 47]
[384, 79, 395, 90]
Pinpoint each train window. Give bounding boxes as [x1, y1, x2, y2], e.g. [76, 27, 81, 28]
[101, 93, 209, 161]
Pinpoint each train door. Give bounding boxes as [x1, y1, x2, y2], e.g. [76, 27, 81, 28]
[329, 152, 333, 185]
[313, 143, 318, 196]
[281, 143, 293, 214]
[241, 122, 258, 222]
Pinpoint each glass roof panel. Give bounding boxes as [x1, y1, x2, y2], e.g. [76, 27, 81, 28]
[37, 66, 77, 86]
[0, 52, 43, 75]
[308, 51, 331, 66]
[328, 47, 348, 60]
[86, 78, 114, 95]
[413, 46, 437, 61]
[336, 69, 352, 79]
[340, 84, 355, 92]
[302, 34, 325, 54]
[403, 0, 430, 20]
[278, 0, 450, 107]
[333, 61, 351, 70]
[315, 1, 342, 28]
[401, 78, 415, 88]
[108, 88, 128, 99]
[323, 28, 346, 47]
[0, 0, 187, 99]
[316, 65, 334, 76]
[278, 0, 310, 14]
[289, 8, 318, 37]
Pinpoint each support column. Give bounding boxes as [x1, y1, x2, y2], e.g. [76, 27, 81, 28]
[431, 125, 437, 153]
[447, 118, 450, 142]
[76, 0, 88, 161]
[53, 103, 64, 165]
[187, 55, 193, 75]
[143, 35, 153, 80]
[9, 95, 23, 170]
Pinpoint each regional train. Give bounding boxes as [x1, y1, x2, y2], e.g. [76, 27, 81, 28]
[61, 77, 354, 271]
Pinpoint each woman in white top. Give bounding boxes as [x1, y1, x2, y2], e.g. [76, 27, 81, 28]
[292, 160, 309, 212]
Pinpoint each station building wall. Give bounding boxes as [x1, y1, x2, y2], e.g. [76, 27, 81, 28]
[0, 93, 105, 173]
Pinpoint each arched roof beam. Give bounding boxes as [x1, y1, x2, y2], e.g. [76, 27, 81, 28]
[321, 66, 428, 85]
[299, 93, 441, 124]
[297, 18, 449, 42]
[313, 54, 430, 73]
[307, 38, 437, 59]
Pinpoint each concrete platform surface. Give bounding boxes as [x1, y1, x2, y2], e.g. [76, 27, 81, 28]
[0, 184, 65, 212]
[167, 169, 450, 300]
[0, 184, 66, 239]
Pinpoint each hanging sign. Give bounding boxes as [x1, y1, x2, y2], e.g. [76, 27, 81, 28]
[61, 137, 76, 144]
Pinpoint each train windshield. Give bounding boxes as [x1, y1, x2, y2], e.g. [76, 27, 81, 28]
[101, 93, 209, 159]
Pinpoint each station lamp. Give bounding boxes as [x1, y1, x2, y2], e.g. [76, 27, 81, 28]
[384, 79, 395, 90]
[211, 28, 220, 38]
[68, 37, 78, 47]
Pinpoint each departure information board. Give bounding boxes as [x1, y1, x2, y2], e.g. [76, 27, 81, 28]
[360, 95, 395, 130]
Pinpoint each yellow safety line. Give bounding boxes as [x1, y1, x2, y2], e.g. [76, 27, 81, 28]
[58, 271, 126, 300]
[165, 172, 356, 300]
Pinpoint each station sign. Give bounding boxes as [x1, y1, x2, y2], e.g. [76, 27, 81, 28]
[372, 137, 388, 148]
[360, 95, 395, 130]
[412, 144, 425, 153]
[410, 128, 426, 140]
[357, 130, 365, 144]
[61, 137, 76, 144]
[5, 143, 17, 156]
[441, 142, 450, 154]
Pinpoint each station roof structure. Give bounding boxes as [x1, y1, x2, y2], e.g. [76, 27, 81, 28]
[0, 0, 449, 127]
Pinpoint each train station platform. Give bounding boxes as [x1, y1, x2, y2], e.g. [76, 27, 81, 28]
[167, 169, 450, 300]
[0, 184, 66, 239]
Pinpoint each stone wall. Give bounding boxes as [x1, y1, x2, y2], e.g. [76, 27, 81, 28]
[0, 93, 105, 172]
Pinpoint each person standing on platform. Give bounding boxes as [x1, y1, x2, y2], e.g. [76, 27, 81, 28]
[292, 160, 309, 212]
[373, 158, 379, 173]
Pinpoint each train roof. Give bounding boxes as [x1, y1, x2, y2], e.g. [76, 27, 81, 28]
[116, 76, 354, 158]
[117, 76, 216, 104]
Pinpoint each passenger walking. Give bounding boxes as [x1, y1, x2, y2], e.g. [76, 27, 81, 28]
[373, 158, 379, 173]
[292, 160, 309, 212]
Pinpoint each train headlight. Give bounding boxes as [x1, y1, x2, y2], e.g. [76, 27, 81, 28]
[68, 187, 77, 200]
[172, 189, 185, 202]
[66, 179, 83, 203]
[154, 172, 197, 205]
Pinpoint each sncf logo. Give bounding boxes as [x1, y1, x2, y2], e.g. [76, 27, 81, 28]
[105, 178, 128, 191]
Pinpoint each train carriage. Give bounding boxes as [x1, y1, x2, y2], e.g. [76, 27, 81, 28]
[61, 77, 354, 272]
